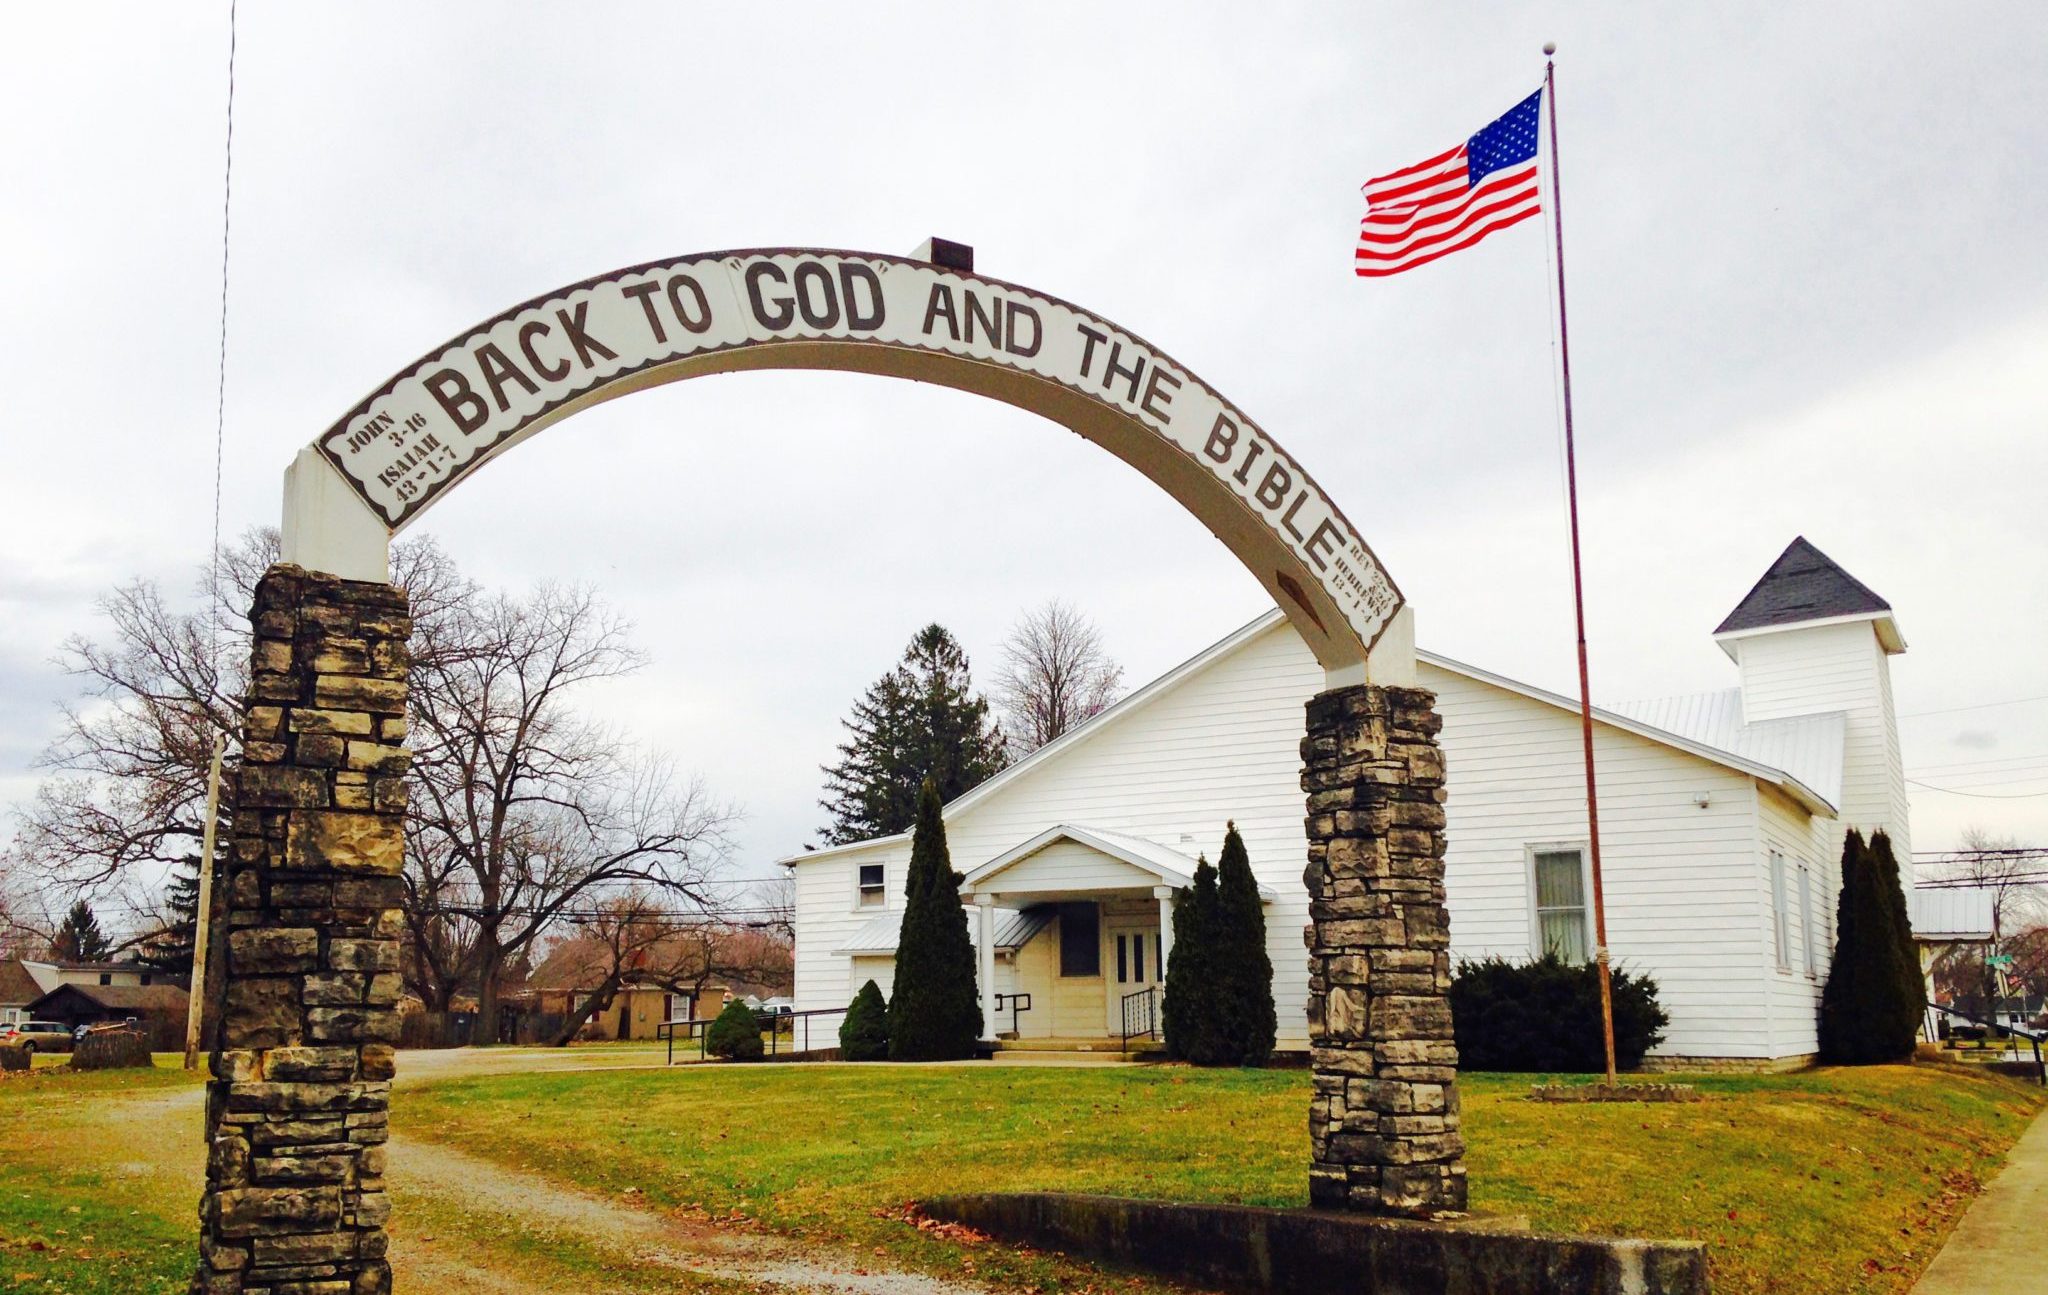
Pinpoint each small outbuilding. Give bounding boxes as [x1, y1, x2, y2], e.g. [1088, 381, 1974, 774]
[1907, 886, 1998, 1042]
[25, 982, 190, 1051]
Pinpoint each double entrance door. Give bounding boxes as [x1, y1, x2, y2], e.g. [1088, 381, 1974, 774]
[1105, 920, 1162, 1034]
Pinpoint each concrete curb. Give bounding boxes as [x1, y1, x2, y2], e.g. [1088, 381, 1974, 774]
[921, 1192, 1708, 1295]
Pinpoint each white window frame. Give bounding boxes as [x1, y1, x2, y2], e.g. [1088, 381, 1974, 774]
[1525, 842, 1594, 964]
[855, 861, 887, 911]
[1768, 849, 1791, 971]
[1798, 862, 1818, 977]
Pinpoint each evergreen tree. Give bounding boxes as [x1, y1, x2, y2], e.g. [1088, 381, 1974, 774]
[1162, 855, 1221, 1062]
[137, 856, 202, 976]
[51, 900, 114, 964]
[819, 625, 1007, 845]
[887, 779, 983, 1059]
[1818, 829, 1920, 1064]
[1210, 822, 1277, 1065]
[839, 979, 890, 1061]
[704, 997, 764, 1060]
[1867, 830, 1924, 1021]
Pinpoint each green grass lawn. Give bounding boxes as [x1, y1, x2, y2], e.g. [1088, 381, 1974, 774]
[0, 1061, 745, 1294]
[0, 1057, 2039, 1294]
[398, 1060, 2046, 1295]
[0, 1066, 203, 1294]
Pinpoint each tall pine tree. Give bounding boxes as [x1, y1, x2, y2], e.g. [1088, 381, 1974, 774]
[1162, 855, 1221, 1062]
[137, 856, 202, 976]
[1211, 823, 1277, 1065]
[1818, 829, 1920, 1063]
[887, 778, 983, 1059]
[51, 900, 114, 964]
[819, 625, 1007, 845]
[1867, 830, 1924, 1021]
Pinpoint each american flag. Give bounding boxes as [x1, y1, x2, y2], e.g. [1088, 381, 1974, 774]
[1355, 90, 1544, 277]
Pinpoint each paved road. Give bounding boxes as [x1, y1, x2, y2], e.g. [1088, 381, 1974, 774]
[1911, 1106, 2048, 1295]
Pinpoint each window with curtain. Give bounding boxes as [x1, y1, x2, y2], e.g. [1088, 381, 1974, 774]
[1769, 851, 1790, 970]
[1532, 848, 1589, 963]
[857, 863, 885, 908]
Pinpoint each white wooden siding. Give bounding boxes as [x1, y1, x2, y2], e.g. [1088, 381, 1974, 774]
[981, 839, 1161, 895]
[1754, 782, 1834, 1057]
[1423, 660, 1777, 1059]
[791, 841, 899, 1012]
[791, 616, 1858, 1059]
[1733, 622, 1909, 859]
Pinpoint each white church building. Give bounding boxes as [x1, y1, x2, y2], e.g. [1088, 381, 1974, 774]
[783, 538, 1911, 1067]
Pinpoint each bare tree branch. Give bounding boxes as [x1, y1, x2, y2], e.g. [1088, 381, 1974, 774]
[992, 599, 1124, 759]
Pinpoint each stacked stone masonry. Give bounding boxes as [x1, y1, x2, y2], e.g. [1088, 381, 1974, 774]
[1302, 684, 1467, 1216]
[193, 565, 410, 1295]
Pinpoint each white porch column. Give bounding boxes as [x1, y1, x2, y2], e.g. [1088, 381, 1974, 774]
[975, 894, 997, 1043]
[1154, 885, 1176, 975]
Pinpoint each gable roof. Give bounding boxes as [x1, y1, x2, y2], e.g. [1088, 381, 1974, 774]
[28, 982, 190, 1015]
[836, 905, 1058, 956]
[1607, 689, 1847, 811]
[0, 960, 42, 1007]
[784, 603, 1847, 871]
[782, 613, 1284, 868]
[961, 824, 1279, 898]
[1713, 537, 1902, 651]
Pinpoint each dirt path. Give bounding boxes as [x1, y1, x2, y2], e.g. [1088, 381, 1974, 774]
[387, 1133, 983, 1295]
[86, 1052, 990, 1295]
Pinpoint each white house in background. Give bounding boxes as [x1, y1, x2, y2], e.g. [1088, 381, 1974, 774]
[784, 537, 1912, 1067]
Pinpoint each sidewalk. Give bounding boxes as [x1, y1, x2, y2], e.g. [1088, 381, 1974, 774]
[1912, 1106, 2048, 1293]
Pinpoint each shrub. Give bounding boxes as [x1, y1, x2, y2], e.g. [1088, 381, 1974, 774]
[1819, 829, 1921, 1064]
[887, 778, 982, 1060]
[1211, 822, 1277, 1066]
[840, 979, 890, 1061]
[1451, 954, 1669, 1072]
[704, 998, 763, 1061]
[1162, 854, 1220, 1062]
[1162, 825, 1278, 1066]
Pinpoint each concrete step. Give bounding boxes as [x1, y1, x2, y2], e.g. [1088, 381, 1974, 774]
[995, 1036, 1166, 1055]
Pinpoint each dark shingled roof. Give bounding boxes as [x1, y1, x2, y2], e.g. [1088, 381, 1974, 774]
[26, 982, 190, 1015]
[0, 959, 41, 1007]
[1715, 537, 1891, 636]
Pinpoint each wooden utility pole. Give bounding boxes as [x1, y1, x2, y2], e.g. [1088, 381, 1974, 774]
[184, 734, 227, 1071]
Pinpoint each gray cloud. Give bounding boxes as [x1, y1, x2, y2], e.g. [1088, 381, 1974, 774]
[4, 2, 2044, 866]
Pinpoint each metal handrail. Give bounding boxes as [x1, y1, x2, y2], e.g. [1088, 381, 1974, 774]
[994, 992, 1032, 1037]
[1120, 986, 1158, 1053]
[1928, 1000, 2045, 1086]
[655, 1006, 849, 1064]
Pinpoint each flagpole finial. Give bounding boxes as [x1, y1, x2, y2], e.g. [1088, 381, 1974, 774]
[1543, 41, 1557, 56]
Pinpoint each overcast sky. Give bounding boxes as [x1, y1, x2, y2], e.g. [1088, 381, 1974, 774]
[4, 2, 2044, 911]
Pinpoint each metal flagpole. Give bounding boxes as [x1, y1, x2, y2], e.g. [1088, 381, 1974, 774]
[1543, 43, 1619, 1086]
[184, 733, 227, 1071]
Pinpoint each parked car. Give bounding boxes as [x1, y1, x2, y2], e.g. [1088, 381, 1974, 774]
[1, 1021, 74, 1054]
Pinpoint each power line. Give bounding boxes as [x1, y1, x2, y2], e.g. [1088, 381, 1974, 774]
[1908, 774, 2048, 793]
[1908, 751, 2048, 775]
[1901, 694, 2048, 720]
[1900, 778, 2048, 799]
[209, 0, 239, 651]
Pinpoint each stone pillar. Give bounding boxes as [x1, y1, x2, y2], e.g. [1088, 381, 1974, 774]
[1302, 684, 1465, 1216]
[194, 564, 409, 1295]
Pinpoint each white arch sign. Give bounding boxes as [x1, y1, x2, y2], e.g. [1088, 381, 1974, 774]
[283, 248, 1408, 681]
